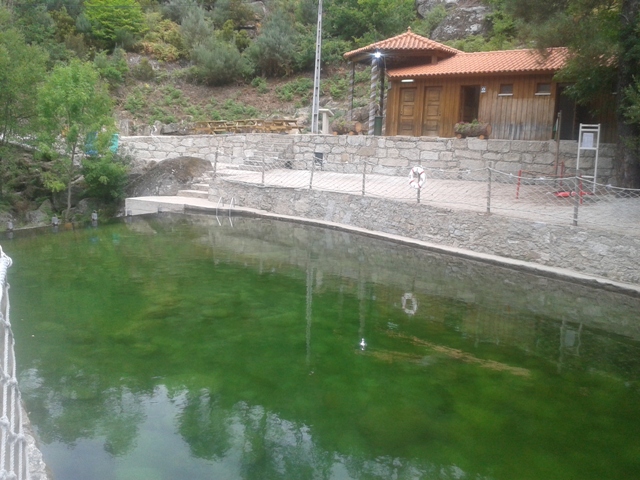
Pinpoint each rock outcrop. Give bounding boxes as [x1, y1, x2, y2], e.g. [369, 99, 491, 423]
[126, 156, 211, 197]
[431, 6, 490, 41]
[416, 0, 491, 41]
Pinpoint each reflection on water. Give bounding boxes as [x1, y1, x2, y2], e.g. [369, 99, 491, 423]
[6, 214, 640, 480]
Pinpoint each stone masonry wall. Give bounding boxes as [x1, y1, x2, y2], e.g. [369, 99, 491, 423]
[208, 181, 640, 286]
[121, 133, 637, 285]
[119, 134, 615, 181]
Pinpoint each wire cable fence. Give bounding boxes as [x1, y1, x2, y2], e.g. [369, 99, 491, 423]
[215, 154, 640, 235]
[0, 247, 29, 480]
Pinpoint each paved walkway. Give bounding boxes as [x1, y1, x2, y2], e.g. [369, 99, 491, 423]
[213, 165, 640, 235]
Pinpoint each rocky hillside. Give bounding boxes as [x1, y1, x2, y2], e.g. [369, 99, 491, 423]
[114, 0, 503, 134]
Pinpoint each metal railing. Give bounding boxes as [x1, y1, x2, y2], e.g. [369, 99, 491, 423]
[0, 247, 29, 480]
[213, 154, 640, 235]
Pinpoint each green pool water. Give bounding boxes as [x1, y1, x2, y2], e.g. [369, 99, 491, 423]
[5, 214, 640, 480]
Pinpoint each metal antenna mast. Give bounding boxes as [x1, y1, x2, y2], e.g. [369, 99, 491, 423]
[311, 0, 323, 134]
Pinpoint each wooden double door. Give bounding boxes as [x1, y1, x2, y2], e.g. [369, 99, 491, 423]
[398, 86, 442, 137]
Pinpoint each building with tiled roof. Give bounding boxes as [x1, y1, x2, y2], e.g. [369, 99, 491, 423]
[386, 47, 568, 79]
[344, 28, 462, 63]
[344, 30, 615, 141]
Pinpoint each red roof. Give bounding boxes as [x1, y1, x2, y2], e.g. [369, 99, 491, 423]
[387, 47, 569, 78]
[344, 28, 461, 60]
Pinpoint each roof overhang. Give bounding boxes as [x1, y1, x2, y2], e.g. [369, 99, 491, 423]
[387, 48, 569, 80]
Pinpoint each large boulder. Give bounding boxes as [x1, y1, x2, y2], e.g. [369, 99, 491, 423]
[416, 0, 460, 19]
[431, 6, 490, 41]
[52, 176, 86, 212]
[126, 156, 212, 197]
[26, 199, 54, 226]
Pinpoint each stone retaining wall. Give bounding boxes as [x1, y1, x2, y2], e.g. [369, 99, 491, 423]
[209, 180, 640, 286]
[183, 214, 640, 339]
[119, 134, 615, 181]
[122, 133, 636, 285]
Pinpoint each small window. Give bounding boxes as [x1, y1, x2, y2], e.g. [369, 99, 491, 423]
[498, 84, 513, 96]
[535, 83, 552, 95]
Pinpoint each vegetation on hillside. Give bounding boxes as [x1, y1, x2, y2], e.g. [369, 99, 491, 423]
[0, 0, 639, 225]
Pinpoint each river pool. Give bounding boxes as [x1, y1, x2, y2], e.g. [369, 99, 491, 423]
[5, 214, 640, 480]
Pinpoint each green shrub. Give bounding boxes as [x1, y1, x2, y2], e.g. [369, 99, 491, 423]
[140, 17, 186, 62]
[84, 0, 145, 48]
[446, 35, 498, 53]
[160, 85, 188, 107]
[149, 106, 177, 124]
[184, 105, 205, 120]
[205, 98, 261, 120]
[221, 99, 259, 118]
[211, 0, 256, 29]
[354, 70, 370, 84]
[82, 153, 129, 201]
[124, 88, 146, 117]
[323, 75, 350, 100]
[245, 10, 298, 77]
[64, 32, 90, 58]
[275, 78, 313, 102]
[293, 27, 315, 71]
[296, 0, 317, 25]
[326, 0, 416, 42]
[190, 38, 249, 86]
[139, 41, 182, 62]
[322, 39, 353, 66]
[113, 28, 137, 50]
[180, 4, 212, 51]
[235, 30, 251, 52]
[162, 0, 200, 23]
[50, 7, 78, 43]
[220, 19, 236, 42]
[251, 76, 269, 94]
[130, 57, 156, 81]
[93, 48, 129, 88]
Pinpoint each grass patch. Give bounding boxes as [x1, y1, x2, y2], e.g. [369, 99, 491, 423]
[275, 77, 313, 102]
[206, 99, 262, 121]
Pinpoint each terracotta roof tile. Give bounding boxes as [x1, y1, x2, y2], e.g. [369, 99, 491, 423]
[387, 47, 569, 78]
[344, 28, 461, 60]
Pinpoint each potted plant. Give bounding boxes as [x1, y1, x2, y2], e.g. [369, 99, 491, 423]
[454, 119, 491, 139]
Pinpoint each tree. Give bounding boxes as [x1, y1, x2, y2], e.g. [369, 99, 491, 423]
[325, 0, 416, 44]
[191, 37, 249, 86]
[615, 0, 640, 187]
[504, 0, 640, 188]
[37, 59, 114, 219]
[0, 7, 48, 197]
[180, 3, 212, 51]
[84, 0, 145, 48]
[245, 9, 299, 77]
[82, 151, 129, 201]
[10, 0, 57, 46]
[211, 0, 256, 29]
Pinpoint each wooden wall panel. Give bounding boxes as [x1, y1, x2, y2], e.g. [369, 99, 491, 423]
[388, 74, 562, 140]
[386, 86, 399, 135]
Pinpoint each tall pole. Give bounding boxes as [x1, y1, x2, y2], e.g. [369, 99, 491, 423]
[348, 62, 355, 122]
[311, 0, 323, 134]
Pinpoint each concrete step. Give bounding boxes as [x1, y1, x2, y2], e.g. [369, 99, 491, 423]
[191, 183, 210, 191]
[177, 189, 209, 199]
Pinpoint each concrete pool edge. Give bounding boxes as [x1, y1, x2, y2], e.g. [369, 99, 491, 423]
[124, 196, 640, 298]
[23, 404, 53, 480]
